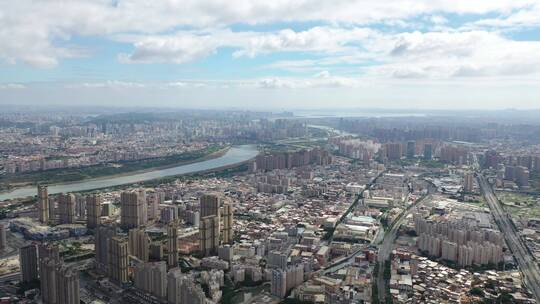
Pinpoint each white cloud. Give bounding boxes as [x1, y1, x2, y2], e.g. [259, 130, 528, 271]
[430, 15, 448, 25]
[117, 26, 377, 64]
[118, 34, 217, 64]
[233, 27, 375, 58]
[374, 30, 540, 79]
[253, 74, 364, 89]
[473, 3, 540, 28]
[314, 71, 331, 78]
[263, 30, 540, 80]
[66, 80, 147, 89]
[1, 0, 537, 67]
[0, 84, 26, 89]
[256, 78, 300, 89]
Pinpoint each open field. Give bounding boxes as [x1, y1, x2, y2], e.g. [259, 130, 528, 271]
[496, 191, 540, 218]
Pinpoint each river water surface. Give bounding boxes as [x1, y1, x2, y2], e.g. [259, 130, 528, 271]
[0, 145, 258, 201]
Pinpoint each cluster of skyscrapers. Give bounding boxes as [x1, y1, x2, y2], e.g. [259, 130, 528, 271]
[20, 185, 236, 303]
[415, 217, 504, 267]
[199, 193, 234, 257]
[380, 141, 434, 161]
[250, 147, 332, 172]
[19, 243, 80, 304]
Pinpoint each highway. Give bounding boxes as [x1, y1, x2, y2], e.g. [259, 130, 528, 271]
[316, 171, 385, 275]
[478, 175, 540, 301]
[319, 226, 385, 275]
[375, 190, 432, 303]
[324, 170, 385, 244]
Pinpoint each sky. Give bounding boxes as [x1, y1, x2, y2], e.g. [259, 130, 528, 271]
[1, 0, 540, 110]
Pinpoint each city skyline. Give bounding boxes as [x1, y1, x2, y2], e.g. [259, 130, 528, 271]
[2, 2, 540, 304]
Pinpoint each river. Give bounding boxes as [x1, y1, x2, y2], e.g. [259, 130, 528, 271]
[0, 145, 259, 201]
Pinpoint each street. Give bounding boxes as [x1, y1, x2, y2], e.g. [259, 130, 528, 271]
[376, 183, 435, 303]
[478, 175, 540, 301]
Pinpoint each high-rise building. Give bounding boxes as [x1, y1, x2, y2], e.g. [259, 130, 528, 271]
[484, 150, 501, 169]
[285, 264, 305, 293]
[167, 221, 179, 267]
[0, 224, 6, 251]
[199, 193, 223, 256]
[20, 244, 39, 283]
[504, 165, 530, 188]
[517, 156, 533, 169]
[271, 269, 287, 298]
[200, 193, 220, 217]
[75, 193, 86, 219]
[38, 243, 61, 304]
[423, 144, 433, 160]
[108, 236, 129, 284]
[515, 166, 530, 188]
[95, 225, 117, 273]
[40, 257, 58, 304]
[200, 215, 220, 257]
[86, 194, 102, 229]
[58, 193, 76, 224]
[458, 244, 474, 267]
[160, 206, 178, 223]
[441, 240, 458, 262]
[134, 261, 167, 299]
[56, 265, 80, 304]
[440, 145, 469, 165]
[150, 242, 164, 261]
[463, 172, 474, 193]
[121, 189, 147, 229]
[268, 251, 288, 269]
[221, 202, 233, 244]
[185, 210, 200, 227]
[218, 245, 233, 262]
[406, 141, 416, 159]
[39, 242, 60, 262]
[148, 191, 164, 220]
[534, 156, 540, 172]
[167, 268, 184, 304]
[175, 274, 206, 304]
[37, 185, 49, 223]
[48, 194, 56, 221]
[128, 228, 150, 262]
[385, 143, 402, 160]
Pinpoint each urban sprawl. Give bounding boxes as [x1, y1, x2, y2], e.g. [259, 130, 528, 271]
[0, 110, 539, 304]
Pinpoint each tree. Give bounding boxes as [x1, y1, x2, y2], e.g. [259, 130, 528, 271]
[470, 287, 484, 297]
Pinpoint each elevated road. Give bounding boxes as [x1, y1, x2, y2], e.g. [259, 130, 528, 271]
[376, 190, 433, 303]
[325, 170, 385, 244]
[478, 175, 540, 301]
[316, 171, 385, 275]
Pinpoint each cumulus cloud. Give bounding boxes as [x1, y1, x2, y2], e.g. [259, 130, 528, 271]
[248, 29, 540, 80]
[118, 34, 218, 64]
[1, 0, 537, 67]
[117, 27, 377, 64]
[2, 0, 540, 100]
[430, 15, 449, 25]
[376, 31, 540, 79]
[233, 27, 375, 58]
[473, 3, 540, 28]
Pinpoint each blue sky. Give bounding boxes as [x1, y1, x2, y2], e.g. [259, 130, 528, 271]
[1, 1, 540, 109]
